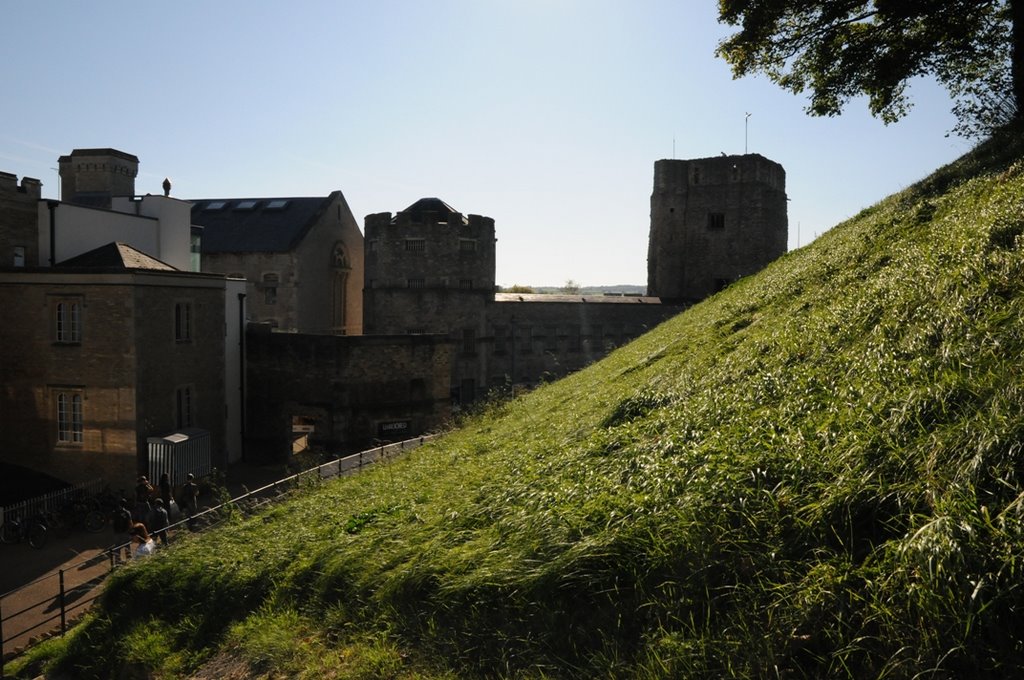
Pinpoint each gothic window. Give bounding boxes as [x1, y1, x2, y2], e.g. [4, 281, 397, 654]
[332, 243, 350, 269]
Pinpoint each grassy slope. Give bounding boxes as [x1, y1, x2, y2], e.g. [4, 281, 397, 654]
[21, 125, 1024, 679]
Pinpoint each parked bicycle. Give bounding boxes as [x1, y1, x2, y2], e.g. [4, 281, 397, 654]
[39, 494, 107, 536]
[0, 511, 48, 549]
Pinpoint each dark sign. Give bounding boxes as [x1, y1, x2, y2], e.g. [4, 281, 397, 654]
[378, 420, 410, 438]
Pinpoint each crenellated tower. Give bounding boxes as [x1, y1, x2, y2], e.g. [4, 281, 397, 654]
[58, 148, 139, 207]
[362, 197, 496, 336]
[647, 153, 787, 303]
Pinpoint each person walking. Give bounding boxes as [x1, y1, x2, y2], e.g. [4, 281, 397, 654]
[151, 497, 170, 546]
[158, 472, 172, 510]
[112, 498, 134, 563]
[181, 473, 199, 529]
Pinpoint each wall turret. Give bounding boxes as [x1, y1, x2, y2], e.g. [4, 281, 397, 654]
[647, 153, 787, 303]
[58, 148, 139, 207]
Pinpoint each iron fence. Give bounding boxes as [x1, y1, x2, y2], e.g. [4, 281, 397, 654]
[0, 479, 104, 534]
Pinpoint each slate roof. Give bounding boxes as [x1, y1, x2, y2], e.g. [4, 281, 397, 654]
[59, 242, 177, 271]
[189, 195, 336, 253]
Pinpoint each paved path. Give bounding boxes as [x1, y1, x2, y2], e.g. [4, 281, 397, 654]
[0, 463, 285, 663]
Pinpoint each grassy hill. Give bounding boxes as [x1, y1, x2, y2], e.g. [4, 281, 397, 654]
[16, 123, 1024, 679]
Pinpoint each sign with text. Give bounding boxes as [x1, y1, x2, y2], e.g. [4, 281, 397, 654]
[378, 420, 411, 439]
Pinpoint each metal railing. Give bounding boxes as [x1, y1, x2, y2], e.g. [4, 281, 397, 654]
[0, 435, 437, 677]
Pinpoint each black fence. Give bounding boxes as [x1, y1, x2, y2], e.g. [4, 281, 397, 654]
[0, 435, 436, 677]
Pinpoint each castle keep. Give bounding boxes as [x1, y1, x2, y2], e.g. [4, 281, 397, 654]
[648, 154, 787, 303]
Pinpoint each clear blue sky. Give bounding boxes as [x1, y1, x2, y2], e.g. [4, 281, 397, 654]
[1, 1, 972, 288]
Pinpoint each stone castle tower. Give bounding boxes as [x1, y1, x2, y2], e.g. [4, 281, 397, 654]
[58, 148, 139, 207]
[647, 153, 787, 303]
[362, 197, 496, 336]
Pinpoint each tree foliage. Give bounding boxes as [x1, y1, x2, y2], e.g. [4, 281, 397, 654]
[716, 0, 1020, 135]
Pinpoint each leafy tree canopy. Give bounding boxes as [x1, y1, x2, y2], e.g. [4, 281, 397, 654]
[716, 0, 1021, 135]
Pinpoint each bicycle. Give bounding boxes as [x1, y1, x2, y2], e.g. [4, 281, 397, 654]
[0, 511, 48, 549]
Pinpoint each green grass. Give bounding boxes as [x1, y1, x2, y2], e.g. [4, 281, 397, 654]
[22, 121, 1024, 678]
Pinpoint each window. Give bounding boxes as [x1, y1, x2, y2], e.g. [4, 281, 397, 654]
[459, 279, 473, 290]
[56, 391, 83, 444]
[175, 386, 194, 429]
[55, 300, 82, 343]
[462, 328, 476, 355]
[13, 246, 25, 267]
[263, 273, 279, 304]
[405, 239, 426, 253]
[707, 212, 725, 230]
[175, 302, 192, 341]
[692, 166, 701, 185]
[407, 278, 425, 289]
[367, 239, 378, 253]
[459, 238, 477, 253]
[234, 200, 259, 210]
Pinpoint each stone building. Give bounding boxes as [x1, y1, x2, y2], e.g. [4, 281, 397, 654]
[647, 154, 788, 303]
[0, 170, 42, 268]
[365, 198, 687, 404]
[191, 193, 364, 335]
[0, 244, 232, 489]
[245, 328, 452, 460]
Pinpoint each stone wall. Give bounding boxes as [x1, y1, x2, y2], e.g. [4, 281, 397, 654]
[245, 328, 452, 462]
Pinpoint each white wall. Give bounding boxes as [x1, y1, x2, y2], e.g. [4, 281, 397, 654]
[39, 196, 193, 270]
